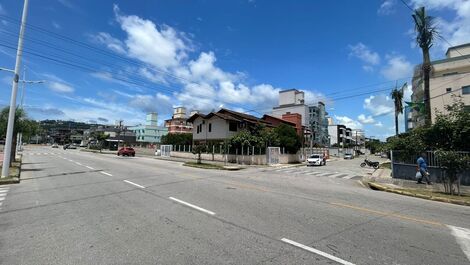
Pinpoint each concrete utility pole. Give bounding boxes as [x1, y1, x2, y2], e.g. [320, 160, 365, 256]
[2, 0, 29, 178]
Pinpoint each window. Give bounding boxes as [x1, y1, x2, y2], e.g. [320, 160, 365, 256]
[446, 87, 452, 93]
[229, 122, 237, 132]
[208, 123, 212, 132]
[197, 125, 200, 134]
[462, 85, 470, 95]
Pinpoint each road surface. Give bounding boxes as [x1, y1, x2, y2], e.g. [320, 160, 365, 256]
[0, 146, 468, 264]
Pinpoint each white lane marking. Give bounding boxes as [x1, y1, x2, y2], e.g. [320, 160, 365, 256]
[86, 166, 94, 170]
[0, 190, 8, 194]
[75, 162, 82, 166]
[281, 238, 355, 265]
[68, 160, 74, 162]
[447, 225, 470, 262]
[328, 173, 345, 178]
[342, 175, 356, 179]
[100, 171, 113, 177]
[169, 197, 215, 215]
[0, 197, 5, 201]
[123, 180, 145, 189]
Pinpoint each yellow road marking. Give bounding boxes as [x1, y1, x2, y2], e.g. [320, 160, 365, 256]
[330, 202, 444, 227]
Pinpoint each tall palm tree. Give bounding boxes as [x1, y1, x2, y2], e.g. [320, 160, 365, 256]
[412, 6, 438, 126]
[391, 83, 405, 135]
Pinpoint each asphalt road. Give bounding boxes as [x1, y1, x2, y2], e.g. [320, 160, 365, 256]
[0, 146, 469, 265]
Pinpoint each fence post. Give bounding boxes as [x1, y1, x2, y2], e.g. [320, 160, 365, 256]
[189, 145, 191, 153]
[390, 150, 394, 178]
[212, 145, 215, 161]
[184, 145, 186, 152]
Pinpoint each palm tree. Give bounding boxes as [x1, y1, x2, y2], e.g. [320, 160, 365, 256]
[391, 83, 405, 135]
[412, 6, 438, 126]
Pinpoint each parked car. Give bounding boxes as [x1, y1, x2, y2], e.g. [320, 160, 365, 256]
[68, 145, 77, 149]
[63, 144, 70, 150]
[307, 154, 326, 166]
[381, 153, 388, 158]
[117, 147, 135, 157]
[344, 153, 353, 159]
[52, 143, 59, 148]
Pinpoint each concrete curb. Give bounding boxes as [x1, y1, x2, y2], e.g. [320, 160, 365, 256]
[367, 182, 470, 207]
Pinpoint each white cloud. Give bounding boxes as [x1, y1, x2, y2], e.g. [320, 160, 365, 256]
[91, 5, 326, 116]
[48, 82, 74, 93]
[410, 0, 470, 51]
[334, 115, 363, 129]
[128, 92, 173, 114]
[358, 114, 375, 124]
[349, 43, 380, 65]
[113, 4, 189, 71]
[91, 32, 126, 54]
[381, 55, 413, 80]
[57, 0, 74, 9]
[363, 94, 394, 116]
[41, 74, 74, 93]
[52, 21, 61, 29]
[378, 0, 396, 15]
[374, 121, 384, 127]
[0, 4, 6, 15]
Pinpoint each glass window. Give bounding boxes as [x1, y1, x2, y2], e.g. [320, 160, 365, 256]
[229, 122, 237, 132]
[208, 123, 212, 132]
[462, 85, 470, 95]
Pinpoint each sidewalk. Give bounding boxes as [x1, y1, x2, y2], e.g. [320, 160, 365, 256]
[363, 168, 470, 206]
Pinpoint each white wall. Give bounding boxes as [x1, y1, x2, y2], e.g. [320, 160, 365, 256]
[193, 116, 236, 141]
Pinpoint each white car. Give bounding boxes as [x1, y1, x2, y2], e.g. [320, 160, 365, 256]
[307, 154, 326, 166]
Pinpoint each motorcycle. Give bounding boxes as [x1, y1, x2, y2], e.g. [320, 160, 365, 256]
[360, 159, 380, 169]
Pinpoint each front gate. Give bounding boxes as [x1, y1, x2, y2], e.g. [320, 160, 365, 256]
[160, 145, 172, 157]
[267, 147, 280, 165]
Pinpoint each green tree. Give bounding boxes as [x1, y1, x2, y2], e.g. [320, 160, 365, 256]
[391, 83, 405, 135]
[412, 6, 438, 126]
[192, 145, 207, 164]
[435, 150, 470, 195]
[274, 123, 301, 154]
[0, 107, 36, 165]
[161, 133, 192, 146]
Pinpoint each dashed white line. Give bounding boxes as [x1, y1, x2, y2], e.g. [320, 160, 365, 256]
[447, 225, 470, 262]
[100, 171, 113, 177]
[75, 162, 82, 166]
[123, 180, 145, 189]
[86, 166, 95, 170]
[281, 238, 355, 265]
[169, 197, 215, 215]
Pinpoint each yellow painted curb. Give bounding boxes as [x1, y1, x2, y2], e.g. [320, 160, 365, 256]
[367, 182, 470, 207]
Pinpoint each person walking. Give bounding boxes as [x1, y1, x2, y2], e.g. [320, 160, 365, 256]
[416, 153, 431, 184]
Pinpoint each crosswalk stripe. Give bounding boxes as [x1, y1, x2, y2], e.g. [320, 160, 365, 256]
[330, 173, 348, 178]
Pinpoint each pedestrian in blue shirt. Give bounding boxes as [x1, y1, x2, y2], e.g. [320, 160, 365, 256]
[417, 153, 431, 184]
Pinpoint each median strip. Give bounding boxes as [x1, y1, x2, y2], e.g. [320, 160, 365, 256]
[281, 238, 355, 265]
[123, 180, 145, 189]
[169, 197, 215, 215]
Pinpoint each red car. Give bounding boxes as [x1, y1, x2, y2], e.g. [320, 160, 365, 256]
[117, 147, 135, 157]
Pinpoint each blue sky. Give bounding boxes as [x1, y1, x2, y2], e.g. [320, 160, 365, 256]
[0, 0, 469, 140]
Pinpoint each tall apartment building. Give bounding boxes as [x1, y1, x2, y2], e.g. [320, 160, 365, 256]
[271, 89, 329, 146]
[165, 107, 193, 134]
[410, 43, 470, 127]
[129, 113, 168, 144]
[328, 125, 352, 147]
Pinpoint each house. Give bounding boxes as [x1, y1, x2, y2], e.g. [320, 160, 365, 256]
[164, 107, 193, 134]
[129, 113, 168, 144]
[187, 108, 300, 145]
[262, 113, 301, 136]
[410, 43, 470, 126]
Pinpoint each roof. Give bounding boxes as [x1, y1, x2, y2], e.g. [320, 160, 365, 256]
[262, 114, 296, 126]
[445, 43, 470, 56]
[187, 113, 206, 123]
[186, 108, 270, 125]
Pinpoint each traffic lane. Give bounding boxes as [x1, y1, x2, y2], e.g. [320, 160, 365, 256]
[0, 179, 325, 264]
[142, 171, 467, 265]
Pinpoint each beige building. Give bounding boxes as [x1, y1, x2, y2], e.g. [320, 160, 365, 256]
[411, 43, 470, 125]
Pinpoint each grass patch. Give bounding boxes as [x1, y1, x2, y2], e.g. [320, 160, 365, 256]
[184, 162, 225, 170]
[380, 162, 391, 169]
[0, 162, 21, 185]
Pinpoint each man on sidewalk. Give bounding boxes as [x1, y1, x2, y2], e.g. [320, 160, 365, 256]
[417, 153, 431, 184]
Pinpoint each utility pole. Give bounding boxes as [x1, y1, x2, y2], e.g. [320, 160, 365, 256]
[2, 0, 29, 178]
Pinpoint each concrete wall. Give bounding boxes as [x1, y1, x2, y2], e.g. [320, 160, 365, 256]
[272, 105, 309, 126]
[192, 116, 238, 141]
[168, 151, 301, 165]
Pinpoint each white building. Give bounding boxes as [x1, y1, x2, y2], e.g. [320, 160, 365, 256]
[411, 43, 470, 126]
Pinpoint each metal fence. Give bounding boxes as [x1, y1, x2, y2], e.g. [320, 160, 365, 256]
[391, 150, 470, 168]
